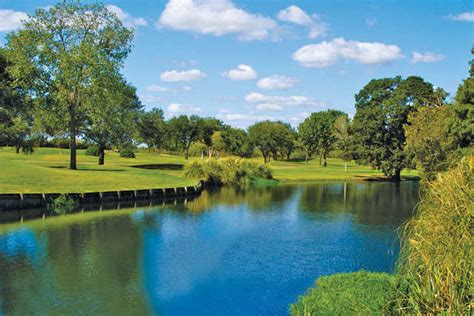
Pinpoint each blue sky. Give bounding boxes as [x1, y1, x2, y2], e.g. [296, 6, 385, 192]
[1, 0, 472, 127]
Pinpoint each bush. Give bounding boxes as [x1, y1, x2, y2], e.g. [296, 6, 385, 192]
[50, 194, 78, 215]
[394, 158, 473, 314]
[290, 271, 396, 315]
[120, 147, 136, 158]
[85, 145, 100, 156]
[184, 158, 273, 186]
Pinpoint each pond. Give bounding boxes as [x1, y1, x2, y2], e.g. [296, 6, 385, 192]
[0, 182, 419, 315]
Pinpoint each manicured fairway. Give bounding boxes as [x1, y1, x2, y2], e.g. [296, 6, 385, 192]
[0, 147, 417, 193]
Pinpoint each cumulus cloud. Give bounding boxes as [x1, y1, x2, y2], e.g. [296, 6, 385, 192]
[157, 0, 277, 41]
[257, 75, 296, 90]
[277, 5, 327, 39]
[223, 64, 257, 80]
[167, 103, 202, 114]
[145, 84, 169, 92]
[245, 92, 325, 108]
[411, 52, 445, 63]
[256, 103, 283, 111]
[106, 5, 148, 28]
[217, 113, 275, 122]
[160, 69, 207, 82]
[0, 9, 28, 32]
[449, 12, 474, 22]
[292, 38, 404, 67]
[140, 95, 161, 104]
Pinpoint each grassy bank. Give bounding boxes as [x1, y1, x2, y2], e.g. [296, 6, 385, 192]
[0, 147, 417, 193]
[290, 158, 473, 315]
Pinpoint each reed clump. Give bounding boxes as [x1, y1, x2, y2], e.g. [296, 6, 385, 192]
[394, 157, 473, 314]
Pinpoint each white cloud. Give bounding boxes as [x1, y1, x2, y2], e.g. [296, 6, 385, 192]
[140, 95, 161, 104]
[257, 75, 296, 90]
[449, 12, 474, 22]
[365, 17, 377, 27]
[167, 103, 202, 114]
[222, 64, 257, 80]
[106, 5, 148, 28]
[256, 103, 283, 111]
[411, 52, 445, 63]
[292, 37, 404, 67]
[182, 86, 193, 92]
[277, 5, 327, 39]
[0, 9, 27, 32]
[144, 84, 169, 92]
[157, 0, 277, 41]
[160, 69, 207, 82]
[289, 112, 310, 124]
[217, 113, 275, 122]
[245, 92, 325, 108]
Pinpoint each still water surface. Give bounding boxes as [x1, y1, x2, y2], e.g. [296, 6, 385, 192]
[0, 182, 419, 315]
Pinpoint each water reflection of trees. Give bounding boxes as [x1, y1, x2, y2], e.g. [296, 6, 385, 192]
[185, 185, 297, 213]
[0, 216, 150, 314]
[299, 182, 419, 226]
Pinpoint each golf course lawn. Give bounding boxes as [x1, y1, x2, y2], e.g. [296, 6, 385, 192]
[0, 147, 418, 193]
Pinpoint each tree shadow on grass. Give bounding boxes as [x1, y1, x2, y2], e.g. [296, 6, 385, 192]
[49, 166, 126, 172]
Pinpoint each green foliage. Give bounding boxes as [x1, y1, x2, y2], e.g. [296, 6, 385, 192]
[119, 147, 136, 158]
[350, 76, 443, 180]
[394, 158, 473, 314]
[85, 145, 100, 156]
[290, 271, 397, 315]
[166, 115, 201, 159]
[221, 127, 254, 157]
[298, 110, 345, 166]
[137, 108, 165, 150]
[184, 158, 272, 186]
[50, 194, 77, 215]
[5, 1, 133, 169]
[248, 121, 296, 163]
[404, 105, 454, 180]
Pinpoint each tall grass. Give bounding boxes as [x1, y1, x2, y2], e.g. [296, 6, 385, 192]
[394, 157, 473, 314]
[184, 158, 272, 186]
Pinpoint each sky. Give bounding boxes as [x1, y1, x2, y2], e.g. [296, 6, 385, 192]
[0, 0, 473, 128]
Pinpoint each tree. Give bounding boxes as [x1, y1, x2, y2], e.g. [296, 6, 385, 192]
[248, 121, 295, 163]
[449, 48, 474, 149]
[298, 110, 344, 166]
[0, 49, 32, 152]
[405, 105, 454, 180]
[166, 115, 200, 159]
[196, 117, 223, 158]
[5, 2, 133, 169]
[83, 74, 142, 165]
[350, 76, 442, 181]
[333, 114, 352, 161]
[221, 127, 253, 157]
[138, 108, 165, 152]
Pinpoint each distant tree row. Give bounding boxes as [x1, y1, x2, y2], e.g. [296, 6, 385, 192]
[0, 1, 471, 181]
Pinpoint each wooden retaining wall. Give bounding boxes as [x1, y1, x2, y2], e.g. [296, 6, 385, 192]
[0, 182, 203, 212]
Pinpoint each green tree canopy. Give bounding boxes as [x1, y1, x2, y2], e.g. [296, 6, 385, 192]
[350, 76, 443, 180]
[166, 115, 200, 159]
[221, 127, 253, 158]
[137, 108, 165, 151]
[248, 121, 295, 163]
[5, 1, 133, 169]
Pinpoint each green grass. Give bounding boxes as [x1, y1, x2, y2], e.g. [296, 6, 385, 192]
[290, 271, 397, 315]
[0, 147, 418, 193]
[0, 147, 196, 193]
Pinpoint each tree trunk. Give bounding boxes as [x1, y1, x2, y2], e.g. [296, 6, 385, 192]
[98, 146, 105, 165]
[319, 154, 322, 166]
[185, 147, 189, 159]
[305, 149, 308, 164]
[391, 169, 401, 182]
[69, 128, 77, 170]
[323, 153, 327, 167]
[15, 146, 20, 154]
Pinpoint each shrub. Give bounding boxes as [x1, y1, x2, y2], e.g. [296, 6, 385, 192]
[120, 147, 136, 158]
[184, 158, 273, 186]
[50, 194, 78, 215]
[290, 271, 396, 315]
[394, 158, 473, 314]
[85, 145, 100, 156]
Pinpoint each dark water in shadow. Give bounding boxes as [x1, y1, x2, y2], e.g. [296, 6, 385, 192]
[0, 182, 419, 315]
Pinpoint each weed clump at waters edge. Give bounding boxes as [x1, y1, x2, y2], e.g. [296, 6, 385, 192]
[290, 157, 473, 315]
[184, 158, 273, 186]
[50, 194, 78, 215]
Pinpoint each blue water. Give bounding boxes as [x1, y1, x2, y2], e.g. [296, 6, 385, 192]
[0, 182, 419, 315]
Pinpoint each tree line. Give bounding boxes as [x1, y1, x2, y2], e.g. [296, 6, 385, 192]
[0, 1, 472, 181]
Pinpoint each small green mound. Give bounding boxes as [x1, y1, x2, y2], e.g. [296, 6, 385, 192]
[290, 271, 396, 315]
[250, 177, 279, 187]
